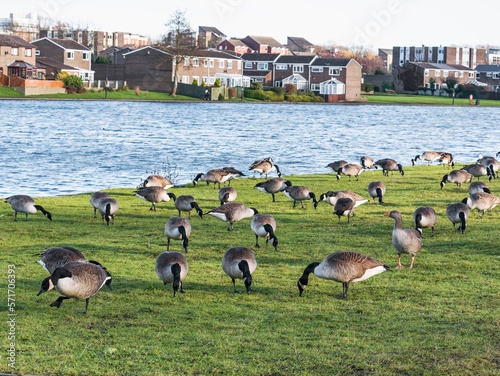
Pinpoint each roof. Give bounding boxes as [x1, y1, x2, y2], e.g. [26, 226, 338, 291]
[243, 71, 271, 78]
[32, 37, 90, 51]
[282, 73, 307, 82]
[123, 46, 172, 57]
[199, 26, 226, 37]
[224, 38, 252, 49]
[188, 48, 241, 59]
[378, 48, 392, 55]
[287, 37, 314, 48]
[321, 78, 344, 85]
[7, 60, 37, 68]
[475, 64, 500, 72]
[311, 58, 352, 67]
[36, 56, 80, 71]
[276, 55, 316, 64]
[241, 53, 281, 62]
[0, 34, 35, 48]
[245, 36, 284, 48]
[412, 62, 475, 71]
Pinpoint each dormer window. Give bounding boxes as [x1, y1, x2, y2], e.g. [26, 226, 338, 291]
[67, 51, 74, 59]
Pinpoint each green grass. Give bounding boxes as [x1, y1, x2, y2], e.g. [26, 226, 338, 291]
[0, 86, 25, 97]
[25, 89, 202, 101]
[1, 166, 499, 375]
[362, 93, 500, 106]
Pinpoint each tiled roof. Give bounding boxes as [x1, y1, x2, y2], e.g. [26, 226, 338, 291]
[0, 34, 35, 48]
[288, 37, 314, 48]
[475, 64, 500, 72]
[246, 36, 284, 48]
[412, 62, 474, 71]
[311, 58, 352, 67]
[33, 37, 90, 51]
[241, 53, 280, 61]
[276, 55, 316, 64]
[243, 71, 271, 77]
[199, 26, 226, 37]
[225, 38, 252, 48]
[36, 56, 79, 71]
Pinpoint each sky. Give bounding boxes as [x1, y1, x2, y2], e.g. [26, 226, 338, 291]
[5, 0, 499, 49]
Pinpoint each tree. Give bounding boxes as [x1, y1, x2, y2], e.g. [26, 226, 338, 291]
[164, 9, 194, 96]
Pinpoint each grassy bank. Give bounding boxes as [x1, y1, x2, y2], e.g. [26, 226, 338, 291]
[362, 93, 500, 106]
[1, 166, 499, 375]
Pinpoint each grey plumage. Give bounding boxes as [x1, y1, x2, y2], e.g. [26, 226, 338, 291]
[222, 247, 257, 294]
[336, 164, 364, 181]
[5, 195, 52, 222]
[318, 190, 368, 208]
[97, 197, 119, 225]
[165, 217, 191, 253]
[249, 158, 281, 179]
[384, 210, 422, 269]
[446, 202, 469, 233]
[367, 181, 386, 204]
[90, 192, 110, 218]
[375, 159, 404, 177]
[468, 181, 490, 195]
[134, 187, 176, 212]
[143, 175, 174, 189]
[207, 202, 258, 231]
[155, 251, 188, 297]
[326, 160, 347, 172]
[250, 213, 278, 250]
[360, 156, 377, 170]
[462, 192, 500, 218]
[254, 178, 291, 202]
[440, 170, 473, 190]
[462, 164, 488, 181]
[37, 247, 86, 274]
[413, 207, 437, 237]
[193, 169, 231, 189]
[174, 195, 203, 219]
[219, 187, 237, 205]
[283, 186, 318, 209]
[334, 197, 355, 224]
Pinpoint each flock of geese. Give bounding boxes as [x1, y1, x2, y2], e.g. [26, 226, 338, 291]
[4, 152, 500, 314]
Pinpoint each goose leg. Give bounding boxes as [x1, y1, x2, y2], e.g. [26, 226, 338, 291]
[25, 213, 29, 221]
[396, 254, 404, 268]
[409, 255, 416, 269]
[293, 200, 296, 208]
[50, 296, 69, 308]
[272, 193, 275, 202]
[167, 238, 170, 251]
[335, 282, 349, 299]
[231, 278, 240, 294]
[228, 221, 234, 231]
[77, 298, 90, 315]
[13, 211, 18, 222]
[164, 282, 168, 293]
[301, 201, 304, 209]
[93, 208, 97, 218]
[265, 237, 269, 250]
[431, 226, 435, 237]
[255, 235, 260, 248]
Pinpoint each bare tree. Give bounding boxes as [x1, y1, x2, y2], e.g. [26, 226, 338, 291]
[163, 9, 194, 96]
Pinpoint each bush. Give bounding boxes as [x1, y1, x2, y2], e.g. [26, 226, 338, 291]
[201, 81, 206, 87]
[192, 79, 198, 86]
[244, 89, 284, 102]
[214, 79, 221, 87]
[381, 81, 395, 91]
[361, 83, 375, 92]
[104, 86, 115, 92]
[62, 75, 83, 89]
[284, 84, 296, 93]
[250, 82, 263, 91]
[116, 85, 129, 92]
[218, 93, 224, 101]
[55, 71, 69, 81]
[270, 87, 284, 95]
[228, 88, 236, 98]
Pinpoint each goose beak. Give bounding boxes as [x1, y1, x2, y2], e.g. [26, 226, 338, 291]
[37, 288, 45, 296]
[383, 212, 390, 216]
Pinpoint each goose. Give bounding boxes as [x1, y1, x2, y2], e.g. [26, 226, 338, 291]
[477, 156, 499, 180]
[165, 217, 191, 253]
[250, 213, 278, 250]
[90, 192, 110, 218]
[375, 159, 404, 177]
[446, 202, 469, 234]
[283, 186, 318, 209]
[37, 261, 112, 315]
[37, 247, 86, 274]
[219, 187, 237, 205]
[440, 170, 473, 190]
[5, 195, 52, 222]
[254, 178, 292, 202]
[411, 151, 443, 166]
[221, 247, 257, 294]
[462, 192, 500, 218]
[222, 167, 245, 185]
[207, 202, 258, 231]
[318, 190, 368, 208]
[413, 207, 438, 237]
[193, 169, 231, 189]
[249, 158, 281, 179]
[143, 175, 174, 189]
[297, 251, 390, 299]
[174, 195, 203, 219]
[155, 251, 188, 297]
[97, 197, 119, 226]
[497, 151, 500, 158]
[468, 181, 490, 195]
[336, 164, 364, 181]
[334, 197, 355, 224]
[134, 187, 176, 212]
[360, 156, 377, 170]
[367, 181, 386, 204]
[384, 210, 422, 269]
[326, 160, 347, 173]
[462, 164, 489, 181]
[438, 153, 455, 168]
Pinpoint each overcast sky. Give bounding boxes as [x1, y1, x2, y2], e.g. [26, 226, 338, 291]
[6, 0, 499, 49]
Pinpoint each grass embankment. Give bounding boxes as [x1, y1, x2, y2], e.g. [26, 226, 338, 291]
[362, 93, 500, 106]
[1, 166, 499, 375]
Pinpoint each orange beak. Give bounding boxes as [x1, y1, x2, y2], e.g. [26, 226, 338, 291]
[383, 212, 391, 216]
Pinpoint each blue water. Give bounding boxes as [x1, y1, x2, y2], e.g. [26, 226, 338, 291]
[0, 100, 498, 197]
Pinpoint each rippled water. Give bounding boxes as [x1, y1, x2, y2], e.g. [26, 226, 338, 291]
[0, 100, 498, 197]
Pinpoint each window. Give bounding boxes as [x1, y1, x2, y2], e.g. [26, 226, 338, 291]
[209, 77, 215, 85]
[192, 58, 199, 67]
[227, 60, 232, 69]
[184, 57, 190, 66]
[486, 72, 492, 77]
[275, 81, 282, 87]
[293, 65, 304, 73]
[311, 67, 323, 72]
[329, 68, 340, 75]
[67, 51, 74, 59]
[443, 70, 448, 77]
[245, 62, 252, 68]
[424, 70, 429, 76]
[182, 75, 189, 83]
[276, 64, 287, 70]
[11, 48, 18, 56]
[469, 72, 474, 78]
[25, 49, 32, 57]
[53, 31, 58, 38]
[219, 59, 224, 68]
[35, 50, 40, 56]
[435, 70, 441, 77]
[257, 62, 268, 70]
[460, 72, 464, 77]
[204, 59, 208, 67]
[454, 71, 458, 77]
[493, 73, 499, 79]
[237, 61, 242, 69]
[82, 52, 89, 60]
[311, 84, 320, 91]
[202, 76, 208, 83]
[210, 59, 214, 67]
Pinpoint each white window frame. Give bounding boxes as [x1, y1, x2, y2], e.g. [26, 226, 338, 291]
[227, 60, 232, 69]
[424, 70, 429, 76]
[276, 64, 287, 70]
[184, 57, 190, 66]
[329, 67, 340, 75]
[311, 83, 320, 91]
[202, 76, 208, 83]
[182, 75, 189, 83]
[82, 52, 89, 60]
[311, 67, 323, 73]
[11, 47, 18, 56]
[275, 81, 282, 87]
[486, 72, 492, 77]
[35, 50, 40, 56]
[204, 59, 208, 67]
[25, 49, 32, 57]
[245, 62, 252, 68]
[469, 72, 474, 78]
[209, 77, 215, 85]
[237, 61, 242, 69]
[192, 58, 199, 67]
[210, 59, 214, 68]
[493, 73, 499, 79]
[219, 59, 224, 68]
[454, 71, 458, 77]
[67, 51, 74, 60]
[293, 65, 304, 73]
[257, 62, 268, 70]
[435, 70, 441, 77]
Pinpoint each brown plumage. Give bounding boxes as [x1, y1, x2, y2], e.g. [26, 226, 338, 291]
[462, 192, 500, 218]
[477, 156, 499, 180]
[134, 186, 176, 211]
[411, 151, 443, 166]
[318, 190, 368, 208]
[446, 203, 469, 234]
[334, 197, 355, 223]
[143, 175, 174, 189]
[5, 195, 52, 222]
[249, 158, 281, 179]
[375, 159, 404, 177]
[360, 156, 377, 169]
[283, 186, 318, 209]
[336, 164, 364, 181]
[384, 210, 422, 269]
[174, 195, 203, 219]
[193, 169, 231, 189]
[207, 202, 258, 231]
[165, 217, 191, 253]
[254, 178, 292, 202]
[462, 164, 488, 181]
[219, 187, 237, 205]
[413, 207, 438, 237]
[90, 192, 110, 218]
[367, 181, 386, 204]
[326, 160, 348, 172]
[222, 247, 257, 294]
[438, 153, 454, 168]
[468, 181, 490, 195]
[37, 247, 86, 274]
[250, 213, 278, 250]
[440, 170, 473, 190]
[155, 251, 188, 297]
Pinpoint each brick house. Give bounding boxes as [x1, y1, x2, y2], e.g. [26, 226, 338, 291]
[393, 46, 486, 69]
[273, 55, 317, 89]
[378, 48, 393, 72]
[309, 58, 362, 101]
[198, 26, 225, 49]
[0, 34, 38, 78]
[32, 37, 94, 83]
[241, 36, 290, 55]
[241, 53, 280, 86]
[475, 65, 500, 91]
[286, 37, 314, 54]
[217, 38, 254, 55]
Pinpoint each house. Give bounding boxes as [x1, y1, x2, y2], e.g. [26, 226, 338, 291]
[198, 26, 225, 48]
[36, 57, 80, 80]
[0, 34, 37, 77]
[286, 37, 314, 54]
[32, 37, 94, 83]
[393, 62, 476, 93]
[475, 65, 500, 91]
[378, 48, 393, 72]
[217, 38, 254, 55]
[241, 53, 280, 86]
[309, 58, 362, 101]
[393, 45, 486, 69]
[273, 55, 317, 89]
[241, 36, 290, 55]
[0, 13, 38, 42]
[486, 49, 500, 65]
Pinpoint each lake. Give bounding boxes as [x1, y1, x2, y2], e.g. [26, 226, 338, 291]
[0, 100, 498, 197]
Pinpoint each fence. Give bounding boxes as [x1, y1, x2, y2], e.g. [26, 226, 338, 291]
[175, 83, 243, 100]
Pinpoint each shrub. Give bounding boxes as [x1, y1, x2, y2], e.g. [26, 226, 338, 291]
[244, 89, 284, 102]
[381, 81, 395, 91]
[218, 93, 224, 101]
[361, 83, 375, 92]
[250, 82, 263, 91]
[201, 81, 206, 87]
[104, 86, 115, 92]
[192, 79, 198, 86]
[94, 56, 111, 64]
[116, 85, 129, 92]
[284, 84, 296, 93]
[55, 71, 69, 81]
[214, 78, 221, 87]
[270, 87, 284, 95]
[62, 75, 83, 89]
[228, 88, 236, 98]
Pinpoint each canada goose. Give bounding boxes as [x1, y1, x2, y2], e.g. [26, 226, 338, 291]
[283, 186, 318, 209]
[446, 202, 469, 233]
[477, 156, 499, 180]
[219, 187, 237, 205]
[438, 153, 455, 168]
[318, 190, 368, 208]
[37, 261, 112, 315]
[174, 195, 203, 219]
[249, 158, 281, 179]
[254, 178, 292, 202]
[440, 170, 473, 190]
[384, 210, 422, 269]
[468, 181, 490, 195]
[375, 159, 404, 177]
[143, 175, 174, 189]
[250, 213, 278, 250]
[367, 181, 386, 204]
[165, 217, 191, 253]
[37, 247, 86, 274]
[222, 167, 245, 185]
[360, 156, 377, 170]
[90, 192, 110, 218]
[97, 197, 119, 226]
[297, 251, 390, 299]
[222, 247, 257, 294]
[155, 251, 188, 297]
[411, 151, 443, 166]
[134, 187, 176, 212]
[462, 164, 489, 181]
[336, 164, 364, 181]
[207, 202, 258, 231]
[413, 207, 438, 237]
[5, 195, 52, 222]
[193, 169, 231, 189]
[334, 197, 355, 224]
[497, 151, 500, 158]
[326, 160, 348, 173]
[462, 192, 500, 218]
